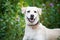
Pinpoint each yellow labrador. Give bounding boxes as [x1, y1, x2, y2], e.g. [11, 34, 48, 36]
[21, 7, 60, 40]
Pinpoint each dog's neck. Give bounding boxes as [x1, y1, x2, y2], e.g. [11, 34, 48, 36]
[27, 21, 40, 29]
[28, 21, 39, 26]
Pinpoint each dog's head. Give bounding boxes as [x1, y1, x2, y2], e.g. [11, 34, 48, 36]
[21, 7, 42, 25]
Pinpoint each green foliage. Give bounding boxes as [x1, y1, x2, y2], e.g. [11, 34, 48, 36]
[0, 0, 23, 40]
[0, 0, 60, 40]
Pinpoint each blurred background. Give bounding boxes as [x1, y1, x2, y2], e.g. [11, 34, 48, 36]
[0, 0, 60, 40]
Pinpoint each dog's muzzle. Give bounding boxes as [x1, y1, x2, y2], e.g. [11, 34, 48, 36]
[27, 15, 36, 23]
[27, 17, 35, 23]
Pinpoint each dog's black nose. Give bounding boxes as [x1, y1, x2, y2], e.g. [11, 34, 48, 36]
[30, 15, 34, 20]
[31, 15, 34, 18]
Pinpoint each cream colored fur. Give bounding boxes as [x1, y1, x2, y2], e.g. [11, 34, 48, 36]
[21, 7, 60, 40]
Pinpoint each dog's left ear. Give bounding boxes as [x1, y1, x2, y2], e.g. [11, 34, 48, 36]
[21, 7, 26, 14]
[38, 8, 42, 15]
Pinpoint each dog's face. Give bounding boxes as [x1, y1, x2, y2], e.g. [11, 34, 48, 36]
[21, 7, 42, 25]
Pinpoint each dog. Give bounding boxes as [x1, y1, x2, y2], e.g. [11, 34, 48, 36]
[21, 7, 60, 40]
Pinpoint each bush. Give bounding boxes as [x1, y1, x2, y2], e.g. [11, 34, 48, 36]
[0, 0, 23, 40]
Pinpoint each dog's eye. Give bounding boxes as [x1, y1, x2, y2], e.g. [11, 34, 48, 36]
[34, 11, 37, 13]
[27, 11, 30, 13]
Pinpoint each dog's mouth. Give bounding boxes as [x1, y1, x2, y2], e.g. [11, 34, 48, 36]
[27, 17, 35, 23]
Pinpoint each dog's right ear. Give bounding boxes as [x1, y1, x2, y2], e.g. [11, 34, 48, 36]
[21, 7, 26, 14]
